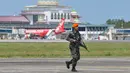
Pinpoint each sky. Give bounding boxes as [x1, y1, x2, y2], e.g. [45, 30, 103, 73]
[0, 0, 130, 24]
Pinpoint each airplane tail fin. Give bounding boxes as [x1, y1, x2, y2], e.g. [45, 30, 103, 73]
[54, 18, 65, 34]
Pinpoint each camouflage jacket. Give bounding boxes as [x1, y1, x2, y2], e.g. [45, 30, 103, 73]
[66, 30, 81, 46]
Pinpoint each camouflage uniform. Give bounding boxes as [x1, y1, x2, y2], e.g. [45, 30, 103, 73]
[66, 29, 81, 71]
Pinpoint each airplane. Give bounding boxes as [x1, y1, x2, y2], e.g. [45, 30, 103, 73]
[24, 18, 65, 39]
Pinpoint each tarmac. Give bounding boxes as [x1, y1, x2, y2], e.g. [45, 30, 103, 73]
[0, 58, 130, 73]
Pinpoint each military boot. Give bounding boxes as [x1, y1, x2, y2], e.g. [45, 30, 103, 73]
[65, 61, 71, 69]
[71, 67, 77, 72]
[71, 64, 77, 72]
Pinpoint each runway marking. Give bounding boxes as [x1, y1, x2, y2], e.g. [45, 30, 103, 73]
[78, 69, 125, 72]
[0, 66, 130, 72]
[0, 69, 60, 73]
[78, 66, 130, 69]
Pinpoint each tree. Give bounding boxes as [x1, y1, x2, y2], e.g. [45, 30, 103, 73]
[106, 19, 129, 28]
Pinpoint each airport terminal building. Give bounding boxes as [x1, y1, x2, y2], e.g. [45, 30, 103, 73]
[0, 0, 115, 40]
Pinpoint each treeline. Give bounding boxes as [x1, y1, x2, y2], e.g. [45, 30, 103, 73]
[106, 19, 130, 28]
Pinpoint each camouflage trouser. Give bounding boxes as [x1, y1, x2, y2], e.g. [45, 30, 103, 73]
[69, 45, 80, 68]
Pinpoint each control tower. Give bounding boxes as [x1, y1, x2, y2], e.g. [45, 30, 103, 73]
[71, 10, 80, 23]
[21, 0, 72, 25]
[37, 0, 59, 6]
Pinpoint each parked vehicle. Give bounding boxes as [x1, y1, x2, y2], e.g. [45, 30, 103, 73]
[98, 34, 108, 40]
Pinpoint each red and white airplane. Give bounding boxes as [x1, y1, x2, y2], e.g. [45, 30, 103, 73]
[25, 18, 65, 39]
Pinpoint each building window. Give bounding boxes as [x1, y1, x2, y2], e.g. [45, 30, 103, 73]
[93, 27, 95, 31]
[100, 27, 102, 31]
[94, 27, 97, 31]
[90, 27, 92, 31]
[68, 13, 70, 19]
[103, 27, 105, 31]
[64, 13, 66, 19]
[87, 27, 90, 31]
[78, 27, 85, 31]
[65, 28, 71, 30]
[90, 27, 93, 31]
[101, 27, 103, 31]
[58, 13, 60, 19]
[33, 15, 38, 23]
[51, 13, 53, 19]
[97, 27, 99, 31]
[54, 13, 57, 19]
[61, 13, 63, 19]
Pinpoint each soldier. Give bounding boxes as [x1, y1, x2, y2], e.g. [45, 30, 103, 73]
[65, 23, 81, 72]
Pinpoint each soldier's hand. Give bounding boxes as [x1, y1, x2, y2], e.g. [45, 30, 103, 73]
[73, 40, 77, 43]
[70, 40, 76, 43]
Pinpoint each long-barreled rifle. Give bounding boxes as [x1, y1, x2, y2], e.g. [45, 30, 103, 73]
[79, 39, 90, 52]
[75, 37, 89, 52]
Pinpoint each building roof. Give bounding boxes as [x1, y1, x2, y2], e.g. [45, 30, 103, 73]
[25, 5, 71, 8]
[0, 23, 72, 29]
[0, 16, 29, 23]
[21, 11, 45, 15]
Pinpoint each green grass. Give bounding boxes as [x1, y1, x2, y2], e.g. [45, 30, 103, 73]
[0, 42, 130, 58]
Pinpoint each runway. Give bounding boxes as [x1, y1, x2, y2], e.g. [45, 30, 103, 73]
[0, 58, 130, 73]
